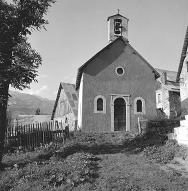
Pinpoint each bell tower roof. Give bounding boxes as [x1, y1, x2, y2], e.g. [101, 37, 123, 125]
[107, 13, 129, 21]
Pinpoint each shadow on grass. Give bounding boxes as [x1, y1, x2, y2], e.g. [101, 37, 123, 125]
[55, 133, 168, 158]
[2, 133, 167, 170]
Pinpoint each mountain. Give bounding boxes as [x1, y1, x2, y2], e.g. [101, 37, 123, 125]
[8, 91, 55, 118]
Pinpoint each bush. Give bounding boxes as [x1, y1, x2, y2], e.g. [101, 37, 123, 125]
[0, 152, 99, 191]
[143, 140, 179, 164]
[147, 119, 180, 135]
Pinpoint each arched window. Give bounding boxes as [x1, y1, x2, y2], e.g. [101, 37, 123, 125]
[136, 100, 142, 112]
[94, 95, 106, 113]
[97, 98, 103, 111]
[134, 97, 145, 114]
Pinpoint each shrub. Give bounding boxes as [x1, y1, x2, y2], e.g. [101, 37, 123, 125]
[146, 119, 180, 135]
[0, 152, 98, 191]
[143, 140, 179, 164]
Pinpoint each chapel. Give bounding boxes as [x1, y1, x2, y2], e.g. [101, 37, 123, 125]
[76, 13, 160, 133]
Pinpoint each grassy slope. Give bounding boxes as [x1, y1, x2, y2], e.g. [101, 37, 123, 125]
[1, 132, 188, 191]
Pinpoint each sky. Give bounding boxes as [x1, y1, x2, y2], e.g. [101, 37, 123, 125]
[10, 0, 188, 100]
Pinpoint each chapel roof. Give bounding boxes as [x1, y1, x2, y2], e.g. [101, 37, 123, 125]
[51, 83, 78, 120]
[75, 36, 160, 90]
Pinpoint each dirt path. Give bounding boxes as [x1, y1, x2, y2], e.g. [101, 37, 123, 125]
[81, 153, 188, 191]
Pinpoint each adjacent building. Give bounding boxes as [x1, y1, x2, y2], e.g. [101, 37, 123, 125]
[51, 83, 78, 131]
[174, 26, 188, 145]
[155, 68, 180, 118]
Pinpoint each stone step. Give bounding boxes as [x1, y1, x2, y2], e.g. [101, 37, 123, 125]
[180, 119, 188, 127]
[176, 139, 188, 146]
[174, 126, 188, 146]
[185, 115, 188, 121]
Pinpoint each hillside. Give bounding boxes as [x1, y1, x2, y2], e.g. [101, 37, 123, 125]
[8, 91, 55, 118]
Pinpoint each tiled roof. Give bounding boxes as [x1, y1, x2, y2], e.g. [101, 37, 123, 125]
[51, 83, 78, 119]
[155, 68, 180, 91]
[165, 81, 180, 91]
[61, 83, 78, 118]
[155, 68, 178, 82]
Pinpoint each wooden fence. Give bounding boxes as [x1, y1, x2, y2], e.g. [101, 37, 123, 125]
[4, 121, 67, 151]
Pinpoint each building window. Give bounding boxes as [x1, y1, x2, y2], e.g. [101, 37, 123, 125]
[97, 98, 103, 111]
[116, 67, 125, 76]
[94, 95, 106, 113]
[137, 100, 142, 112]
[157, 93, 162, 104]
[134, 97, 145, 114]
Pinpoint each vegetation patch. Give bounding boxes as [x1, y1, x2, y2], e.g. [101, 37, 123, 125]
[2, 132, 188, 191]
[143, 140, 179, 164]
[0, 152, 99, 191]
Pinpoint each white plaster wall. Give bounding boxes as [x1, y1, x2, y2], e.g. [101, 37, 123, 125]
[78, 76, 83, 129]
[180, 54, 188, 104]
[156, 89, 163, 109]
[162, 87, 170, 117]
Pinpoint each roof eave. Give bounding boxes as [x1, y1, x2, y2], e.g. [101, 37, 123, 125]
[107, 14, 129, 21]
[51, 83, 63, 120]
[176, 26, 188, 82]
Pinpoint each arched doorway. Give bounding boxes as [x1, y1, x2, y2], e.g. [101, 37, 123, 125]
[114, 97, 126, 131]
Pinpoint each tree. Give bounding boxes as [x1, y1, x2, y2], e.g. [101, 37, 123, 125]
[35, 107, 40, 115]
[0, 0, 55, 165]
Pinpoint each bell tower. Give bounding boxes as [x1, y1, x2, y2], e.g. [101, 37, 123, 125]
[107, 10, 129, 43]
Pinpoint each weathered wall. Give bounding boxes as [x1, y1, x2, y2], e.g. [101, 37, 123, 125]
[78, 76, 83, 129]
[54, 89, 76, 131]
[81, 40, 157, 133]
[169, 91, 180, 118]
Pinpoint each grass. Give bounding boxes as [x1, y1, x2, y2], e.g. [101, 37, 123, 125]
[0, 152, 99, 191]
[1, 131, 188, 190]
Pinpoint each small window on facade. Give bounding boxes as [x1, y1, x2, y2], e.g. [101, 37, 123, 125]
[97, 98, 103, 111]
[94, 95, 106, 113]
[158, 94, 162, 104]
[137, 100, 142, 112]
[116, 67, 124, 76]
[134, 97, 145, 114]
